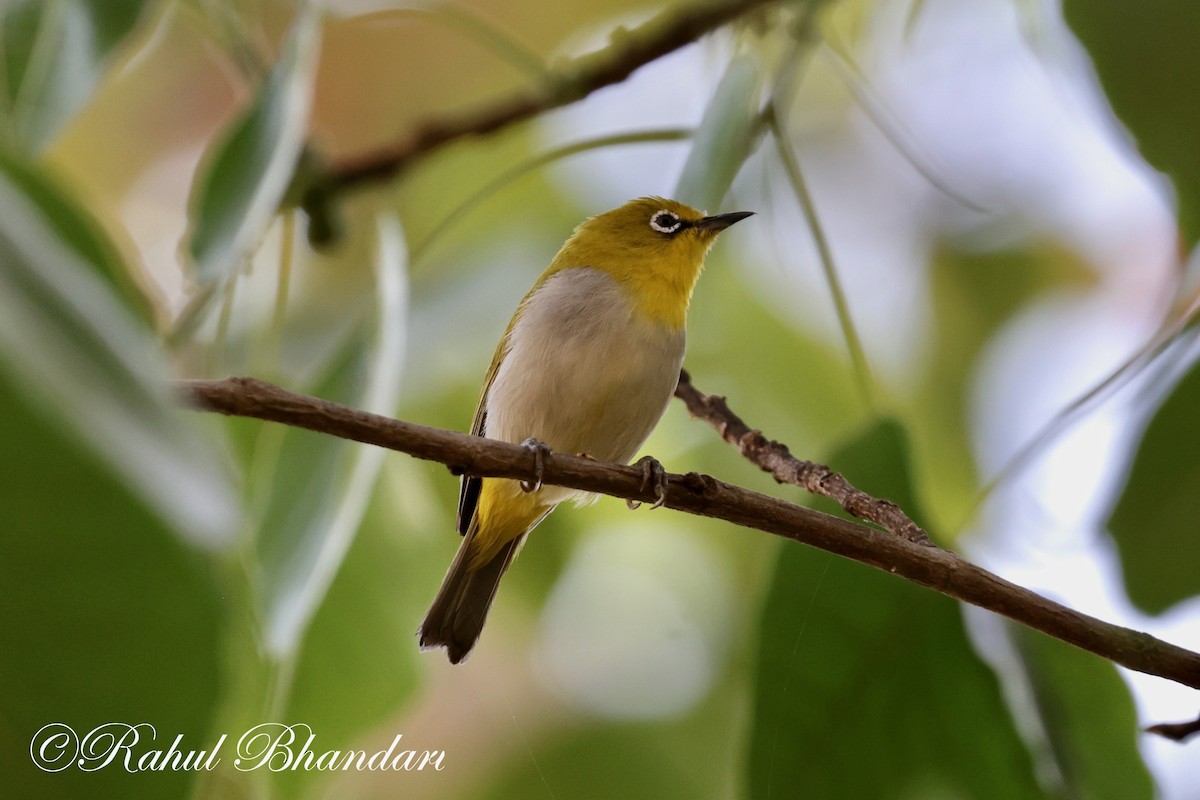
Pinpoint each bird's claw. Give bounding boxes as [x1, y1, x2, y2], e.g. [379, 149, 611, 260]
[519, 438, 550, 493]
[627, 455, 668, 510]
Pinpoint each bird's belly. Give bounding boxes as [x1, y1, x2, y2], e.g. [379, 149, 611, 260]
[484, 268, 685, 502]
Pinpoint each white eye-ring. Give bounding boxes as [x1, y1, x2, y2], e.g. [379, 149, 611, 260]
[649, 210, 683, 234]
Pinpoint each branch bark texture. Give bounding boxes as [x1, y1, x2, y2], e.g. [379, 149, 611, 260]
[675, 369, 931, 544]
[178, 376, 1200, 693]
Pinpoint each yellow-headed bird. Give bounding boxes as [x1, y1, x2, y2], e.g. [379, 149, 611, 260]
[419, 197, 752, 663]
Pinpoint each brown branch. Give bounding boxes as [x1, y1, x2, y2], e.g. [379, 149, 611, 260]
[330, 0, 782, 184]
[674, 369, 931, 544]
[1145, 713, 1200, 742]
[675, 372, 1200, 741]
[300, 0, 798, 238]
[177, 375, 1200, 698]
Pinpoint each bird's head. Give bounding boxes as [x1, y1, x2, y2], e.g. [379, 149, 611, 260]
[550, 197, 753, 329]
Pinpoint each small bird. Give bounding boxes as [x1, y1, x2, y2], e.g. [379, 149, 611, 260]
[419, 196, 752, 663]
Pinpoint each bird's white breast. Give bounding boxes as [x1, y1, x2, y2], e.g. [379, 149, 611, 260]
[485, 268, 685, 503]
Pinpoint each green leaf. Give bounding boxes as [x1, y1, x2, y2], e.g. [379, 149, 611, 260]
[256, 215, 407, 658]
[1063, 0, 1200, 244]
[0, 161, 238, 548]
[246, 220, 409, 798]
[674, 53, 761, 212]
[1015, 628, 1154, 800]
[1108, 357, 1200, 613]
[0, 362, 225, 800]
[3, 0, 145, 150]
[186, 5, 319, 285]
[0, 148, 158, 327]
[272, 497, 425, 799]
[483, 725, 715, 800]
[745, 419, 1046, 800]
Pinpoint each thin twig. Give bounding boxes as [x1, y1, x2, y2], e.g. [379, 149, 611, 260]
[674, 369, 929, 544]
[964, 323, 1198, 533]
[674, 373, 1200, 741]
[766, 106, 877, 409]
[177, 375, 1200, 697]
[411, 127, 694, 263]
[1145, 713, 1200, 742]
[817, 32, 988, 214]
[304, 0, 795, 211]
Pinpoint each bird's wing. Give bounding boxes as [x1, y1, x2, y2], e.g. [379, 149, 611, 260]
[456, 276, 550, 535]
[456, 331, 508, 535]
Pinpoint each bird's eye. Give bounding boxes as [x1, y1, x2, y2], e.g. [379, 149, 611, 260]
[649, 210, 683, 234]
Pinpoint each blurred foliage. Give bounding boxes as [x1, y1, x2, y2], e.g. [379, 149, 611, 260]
[2, 0, 1197, 798]
[0, 149, 158, 325]
[1, 0, 146, 151]
[746, 420, 1047, 799]
[1108, 358, 1200, 614]
[916, 242, 1094, 529]
[0, 147, 237, 547]
[0, 358, 224, 800]
[1015, 627, 1155, 800]
[674, 54, 762, 212]
[183, 4, 318, 333]
[1064, 0, 1200, 245]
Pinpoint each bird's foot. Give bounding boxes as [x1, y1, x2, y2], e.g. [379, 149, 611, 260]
[519, 438, 551, 493]
[627, 455, 668, 510]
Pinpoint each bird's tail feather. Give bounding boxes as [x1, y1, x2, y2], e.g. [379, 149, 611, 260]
[419, 528, 528, 664]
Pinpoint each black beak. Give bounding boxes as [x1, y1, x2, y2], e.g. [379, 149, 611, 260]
[695, 210, 755, 232]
